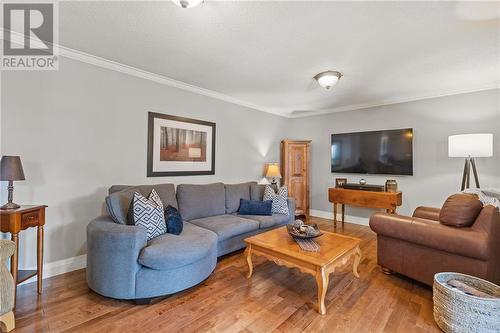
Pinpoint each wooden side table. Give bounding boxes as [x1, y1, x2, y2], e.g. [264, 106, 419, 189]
[0, 205, 47, 307]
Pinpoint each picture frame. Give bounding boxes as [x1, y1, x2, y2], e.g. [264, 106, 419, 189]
[147, 112, 216, 177]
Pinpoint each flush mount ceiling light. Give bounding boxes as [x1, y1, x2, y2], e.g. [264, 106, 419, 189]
[313, 71, 343, 89]
[173, 0, 203, 8]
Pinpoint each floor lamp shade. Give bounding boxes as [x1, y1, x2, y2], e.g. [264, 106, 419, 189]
[448, 134, 493, 158]
[448, 134, 493, 191]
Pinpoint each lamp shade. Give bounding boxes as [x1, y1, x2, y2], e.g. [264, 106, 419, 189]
[0, 156, 25, 181]
[265, 163, 282, 178]
[448, 134, 493, 158]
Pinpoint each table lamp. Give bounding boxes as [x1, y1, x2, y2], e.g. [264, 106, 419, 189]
[265, 163, 282, 187]
[448, 134, 493, 191]
[0, 156, 25, 210]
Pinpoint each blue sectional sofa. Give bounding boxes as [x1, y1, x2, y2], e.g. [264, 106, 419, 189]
[86, 182, 295, 301]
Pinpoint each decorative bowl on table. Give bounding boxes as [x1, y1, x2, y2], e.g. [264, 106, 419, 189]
[287, 220, 323, 239]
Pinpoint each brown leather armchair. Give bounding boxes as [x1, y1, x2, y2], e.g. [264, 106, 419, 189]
[369, 194, 500, 286]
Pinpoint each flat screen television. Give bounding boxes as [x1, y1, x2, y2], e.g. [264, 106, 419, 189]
[331, 128, 413, 175]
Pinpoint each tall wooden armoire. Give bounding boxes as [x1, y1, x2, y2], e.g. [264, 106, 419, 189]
[281, 140, 311, 218]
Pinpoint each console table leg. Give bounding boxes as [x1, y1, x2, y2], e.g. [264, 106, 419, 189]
[37, 225, 44, 294]
[341, 204, 345, 225]
[333, 203, 338, 227]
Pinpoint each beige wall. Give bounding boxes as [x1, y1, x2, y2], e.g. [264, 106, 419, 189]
[1, 57, 287, 268]
[287, 89, 500, 220]
[1, 56, 499, 273]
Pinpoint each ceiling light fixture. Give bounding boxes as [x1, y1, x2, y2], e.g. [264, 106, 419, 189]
[173, 0, 203, 9]
[313, 71, 343, 89]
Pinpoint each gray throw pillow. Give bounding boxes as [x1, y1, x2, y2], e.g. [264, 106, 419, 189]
[263, 185, 289, 215]
[130, 189, 167, 240]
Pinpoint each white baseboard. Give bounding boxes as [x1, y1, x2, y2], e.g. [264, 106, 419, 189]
[19, 254, 87, 286]
[309, 209, 370, 226]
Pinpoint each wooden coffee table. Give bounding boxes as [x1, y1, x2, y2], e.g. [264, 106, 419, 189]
[244, 226, 362, 315]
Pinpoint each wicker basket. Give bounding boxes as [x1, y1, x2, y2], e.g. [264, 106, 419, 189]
[433, 272, 500, 333]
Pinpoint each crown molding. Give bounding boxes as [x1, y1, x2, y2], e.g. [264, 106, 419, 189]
[1, 29, 287, 118]
[59, 45, 289, 117]
[2, 30, 497, 119]
[289, 85, 500, 118]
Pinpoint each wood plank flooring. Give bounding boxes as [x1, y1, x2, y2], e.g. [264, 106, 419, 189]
[13, 217, 441, 333]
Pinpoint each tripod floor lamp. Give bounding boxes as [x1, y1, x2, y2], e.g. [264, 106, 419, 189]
[448, 133, 493, 191]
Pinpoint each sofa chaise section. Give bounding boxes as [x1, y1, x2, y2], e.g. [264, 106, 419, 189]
[87, 184, 218, 300]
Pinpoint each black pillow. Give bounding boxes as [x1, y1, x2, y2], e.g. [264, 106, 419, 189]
[165, 205, 183, 235]
[238, 199, 272, 216]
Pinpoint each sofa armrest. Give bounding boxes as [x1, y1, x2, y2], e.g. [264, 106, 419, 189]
[86, 216, 147, 299]
[413, 206, 441, 221]
[287, 197, 296, 224]
[369, 212, 488, 260]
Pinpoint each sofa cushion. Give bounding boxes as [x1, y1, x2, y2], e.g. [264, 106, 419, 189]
[224, 182, 254, 214]
[250, 184, 265, 201]
[244, 214, 289, 229]
[238, 199, 272, 216]
[439, 193, 482, 227]
[189, 214, 259, 241]
[176, 183, 226, 221]
[139, 223, 217, 270]
[106, 184, 177, 225]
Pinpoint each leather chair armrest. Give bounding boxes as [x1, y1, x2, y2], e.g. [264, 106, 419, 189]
[413, 206, 441, 221]
[86, 216, 147, 299]
[369, 212, 488, 260]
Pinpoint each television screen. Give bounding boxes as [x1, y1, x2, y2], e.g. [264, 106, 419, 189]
[331, 128, 413, 175]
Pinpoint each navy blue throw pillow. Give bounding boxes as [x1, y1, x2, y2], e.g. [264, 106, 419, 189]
[238, 199, 272, 216]
[165, 205, 183, 235]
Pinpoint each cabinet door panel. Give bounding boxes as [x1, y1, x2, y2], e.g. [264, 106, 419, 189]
[290, 179, 306, 213]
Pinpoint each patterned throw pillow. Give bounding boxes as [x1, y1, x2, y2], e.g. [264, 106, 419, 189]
[131, 189, 167, 240]
[263, 185, 289, 215]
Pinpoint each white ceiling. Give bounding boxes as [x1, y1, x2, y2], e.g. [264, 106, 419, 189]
[57, 1, 499, 117]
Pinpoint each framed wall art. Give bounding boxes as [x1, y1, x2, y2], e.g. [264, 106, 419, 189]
[147, 112, 216, 177]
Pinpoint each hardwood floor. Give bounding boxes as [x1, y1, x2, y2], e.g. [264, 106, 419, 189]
[13, 217, 441, 333]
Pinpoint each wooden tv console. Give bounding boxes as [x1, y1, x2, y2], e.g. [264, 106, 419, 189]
[328, 187, 402, 227]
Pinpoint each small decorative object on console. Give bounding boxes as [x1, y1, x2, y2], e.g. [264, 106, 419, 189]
[385, 179, 398, 192]
[335, 178, 347, 188]
[359, 178, 367, 185]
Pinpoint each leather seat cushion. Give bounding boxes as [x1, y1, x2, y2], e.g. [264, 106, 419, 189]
[439, 193, 482, 227]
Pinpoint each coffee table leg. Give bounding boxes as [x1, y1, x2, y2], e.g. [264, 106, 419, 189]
[315, 267, 329, 315]
[244, 245, 253, 279]
[353, 246, 362, 278]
